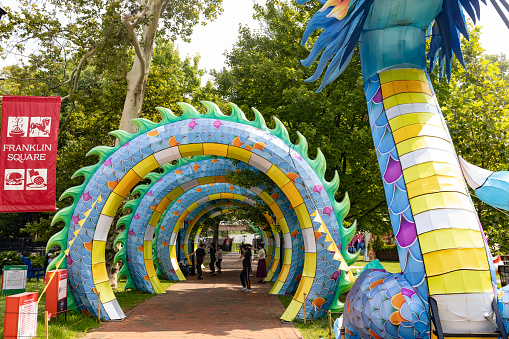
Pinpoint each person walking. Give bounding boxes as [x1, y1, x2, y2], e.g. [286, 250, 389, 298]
[234, 244, 252, 292]
[208, 243, 217, 276]
[190, 243, 206, 279]
[253, 242, 267, 283]
[216, 244, 223, 273]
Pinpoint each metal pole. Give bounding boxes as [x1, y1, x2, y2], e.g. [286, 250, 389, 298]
[303, 293, 307, 324]
[328, 310, 332, 339]
[45, 311, 49, 339]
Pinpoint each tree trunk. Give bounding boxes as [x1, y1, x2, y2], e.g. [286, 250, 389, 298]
[119, 0, 163, 134]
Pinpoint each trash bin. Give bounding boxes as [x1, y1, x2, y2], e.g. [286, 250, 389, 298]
[499, 265, 509, 286]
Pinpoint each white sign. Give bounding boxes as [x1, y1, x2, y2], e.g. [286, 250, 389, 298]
[17, 299, 38, 339]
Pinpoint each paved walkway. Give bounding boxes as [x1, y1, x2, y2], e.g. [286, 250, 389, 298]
[83, 252, 303, 339]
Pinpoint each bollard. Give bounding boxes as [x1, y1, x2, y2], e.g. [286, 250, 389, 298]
[98, 292, 101, 322]
[45, 311, 49, 339]
[303, 293, 307, 324]
[328, 310, 332, 339]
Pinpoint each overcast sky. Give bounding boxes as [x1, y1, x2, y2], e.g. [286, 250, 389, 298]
[178, 0, 509, 80]
[2, 0, 509, 78]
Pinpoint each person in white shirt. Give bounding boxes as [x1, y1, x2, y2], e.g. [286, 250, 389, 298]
[253, 242, 267, 283]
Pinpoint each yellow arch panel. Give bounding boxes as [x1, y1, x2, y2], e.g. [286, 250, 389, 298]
[302, 253, 317, 277]
[113, 170, 141, 197]
[148, 211, 162, 227]
[150, 276, 166, 294]
[419, 229, 484, 254]
[92, 241, 105, 264]
[381, 79, 431, 99]
[270, 202, 284, 220]
[403, 162, 462, 183]
[145, 259, 157, 276]
[208, 193, 221, 201]
[143, 241, 152, 259]
[166, 187, 184, 202]
[294, 204, 313, 229]
[379, 68, 428, 84]
[389, 112, 442, 131]
[383, 92, 435, 111]
[392, 124, 449, 144]
[102, 192, 124, 217]
[227, 146, 252, 163]
[294, 276, 314, 303]
[156, 197, 172, 213]
[178, 144, 204, 158]
[396, 136, 453, 156]
[92, 263, 108, 284]
[410, 191, 473, 215]
[220, 192, 234, 199]
[406, 175, 467, 199]
[423, 248, 489, 277]
[198, 177, 215, 184]
[267, 165, 291, 187]
[281, 181, 304, 207]
[428, 270, 492, 295]
[95, 281, 116, 303]
[259, 191, 275, 205]
[132, 155, 159, 178]
[203, 143, 228, 157]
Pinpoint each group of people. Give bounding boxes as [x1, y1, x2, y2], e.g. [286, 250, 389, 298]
[190, 241, 267, 293]
[190, 242, 223, 279]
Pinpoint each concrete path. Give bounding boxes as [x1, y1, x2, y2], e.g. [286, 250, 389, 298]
[82, 252, 303, 339]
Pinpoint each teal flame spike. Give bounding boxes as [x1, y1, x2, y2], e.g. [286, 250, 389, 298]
[117, 263, 135, 291]
[114, 229, 128, 248]
[60, 183, 86, 201]
[109, 130, 135, 145]
[46, 228, 67, 252]
[201, 101, 227, 119]
[308, 148, 327, 179]
[229, 103, 249, 124]
[293, 132, 309, 162]
[47, 251, 66, 271]
[113, 244, 126, 265]
[330, 271, 355, 313]
[334, 192, 351, 221]
[86, 145, 116, 162]
[131, 118, 160, 134]
[51, 205, 74, 226]
[324, 171, 340, 203]
[71, 164, 101, 180]
[270, 117, 292, 145]
[341, 219, 360, 266]
[155, 107, 181, 124]
[116, 213, 134, 229]
[250, 107, 268, 130]
[177, 102, 203, 119]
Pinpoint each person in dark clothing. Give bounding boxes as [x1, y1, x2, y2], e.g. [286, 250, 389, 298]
[190, 243, 206, 279]
[234, 244, 252, 292]
[208, 243, 217, 276]
[216, 244, 223, 273]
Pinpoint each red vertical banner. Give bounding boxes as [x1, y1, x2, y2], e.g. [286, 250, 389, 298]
[0, 96, 61, 212]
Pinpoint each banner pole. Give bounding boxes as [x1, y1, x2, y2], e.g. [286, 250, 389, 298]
[303, 293, 306, 324]
[98, 292, 101, 322]
[328, 310, 332, 339]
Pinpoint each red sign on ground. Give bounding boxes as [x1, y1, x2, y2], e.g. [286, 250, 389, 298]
[3, 291, 39, 338]
[45, 269, 68, 319]
[0, 96, 61, 212]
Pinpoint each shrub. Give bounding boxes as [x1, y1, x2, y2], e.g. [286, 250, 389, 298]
[30, 254, 45, 268]
[0, 251, 23, 266]
[372, 237, 385, 252]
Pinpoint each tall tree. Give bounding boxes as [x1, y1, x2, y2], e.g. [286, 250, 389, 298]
[213, 0, 390, 235]
[0, 0, 224, 133]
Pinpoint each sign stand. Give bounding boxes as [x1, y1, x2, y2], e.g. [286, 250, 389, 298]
[1, 265, 27, 295]
[3, 291, 39, 338]
[44, 269, 68, 321]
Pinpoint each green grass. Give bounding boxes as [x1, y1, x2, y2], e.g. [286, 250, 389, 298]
[278, 260, 401, 339]
[0, 278, 174, 338]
